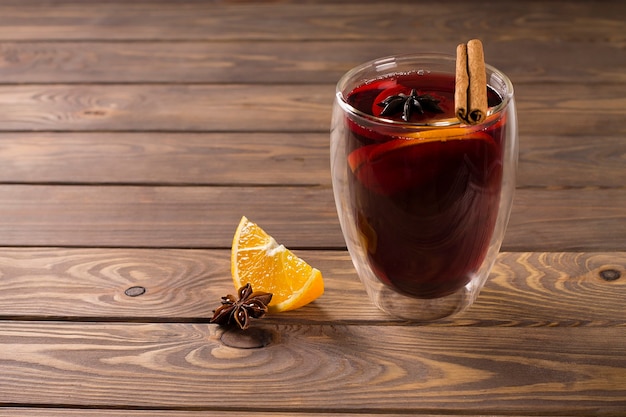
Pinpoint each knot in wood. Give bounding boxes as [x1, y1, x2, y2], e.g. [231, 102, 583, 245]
[83, 109, 108, 117]
[125, 286, 147, 297]
[599, 269, 621, 281]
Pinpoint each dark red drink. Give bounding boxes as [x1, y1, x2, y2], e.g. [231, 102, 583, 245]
[345, 72, 505, 298]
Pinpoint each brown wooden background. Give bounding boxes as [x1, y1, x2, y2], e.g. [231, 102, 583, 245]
[0, 1, 624, 416]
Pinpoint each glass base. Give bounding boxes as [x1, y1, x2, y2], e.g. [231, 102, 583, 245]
[370, 282, 474, 321]
[357, 261, 485, 321]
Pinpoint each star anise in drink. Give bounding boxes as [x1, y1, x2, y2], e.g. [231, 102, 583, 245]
[210, 283, 273, 330]
[377, 88, 443, 121]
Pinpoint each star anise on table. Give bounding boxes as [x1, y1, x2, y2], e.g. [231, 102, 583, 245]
[377, 88, 443, 122]
[210, 283, 273, 330]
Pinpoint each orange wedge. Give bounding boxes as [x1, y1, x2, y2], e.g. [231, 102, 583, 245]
[231, 216, 324, 313]
[348, 112, 504, 174]
[346, 113, 505, 195]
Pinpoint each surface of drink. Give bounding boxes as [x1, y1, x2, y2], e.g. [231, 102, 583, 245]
[345, 72, 505, 299]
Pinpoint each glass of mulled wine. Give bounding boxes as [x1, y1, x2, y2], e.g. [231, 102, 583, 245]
[331, 53, 518, 321]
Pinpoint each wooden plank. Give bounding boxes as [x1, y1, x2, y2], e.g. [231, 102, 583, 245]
[0, 249, 624, 326]
[0, 185, 623, 251]
[0, 84, 332, 132]
[0, 185, 343, 248]
[0, 40, 624, 84]
[513, 83, 626, 138]
[0, 132, 332, 186]
[0, 185, 344, 248]
[0, 132, 623, 188]
[0, 409, 577, 417]
[517, 135, 626, 188]
[504, 188, 626, 252]
[0, 1, 623, 42]
[0, 84, 624, 135]
[0, 411, 480, 417]
[0, 321, 624, 413]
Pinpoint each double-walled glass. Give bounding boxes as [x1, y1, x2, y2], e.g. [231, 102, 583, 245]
[331, 53, 518, 321]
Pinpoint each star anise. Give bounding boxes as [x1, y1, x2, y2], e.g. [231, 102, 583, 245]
[210, 283, 273, 330]
[377, 89, 443, 122]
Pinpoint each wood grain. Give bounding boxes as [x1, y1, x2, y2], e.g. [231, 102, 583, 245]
[0, 411, 469, 417]
[0, 132, 332, 186]
[1, 40, 624, 84]
[0, 248, 624, 326]
[0, 185, 622, 251]
[516, 135, 626, 188]
[0, 84, 623, 135]
[0, 132, 623, 188]
[0, 185, 343, 248]
[504, 187, 626, 252]
[0, 321, 624, 413]
[0, 1, 623, 42]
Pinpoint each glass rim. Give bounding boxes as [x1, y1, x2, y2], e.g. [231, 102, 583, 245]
[335, 52, 514, 128]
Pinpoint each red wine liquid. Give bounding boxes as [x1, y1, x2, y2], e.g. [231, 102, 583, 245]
[345, 72, 505, 298]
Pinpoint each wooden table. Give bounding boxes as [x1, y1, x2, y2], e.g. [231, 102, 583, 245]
[0, 1, 624, 415]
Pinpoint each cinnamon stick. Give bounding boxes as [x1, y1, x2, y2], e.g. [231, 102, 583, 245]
[455, 43, 470, 122]
[455, 39, 488, 125]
